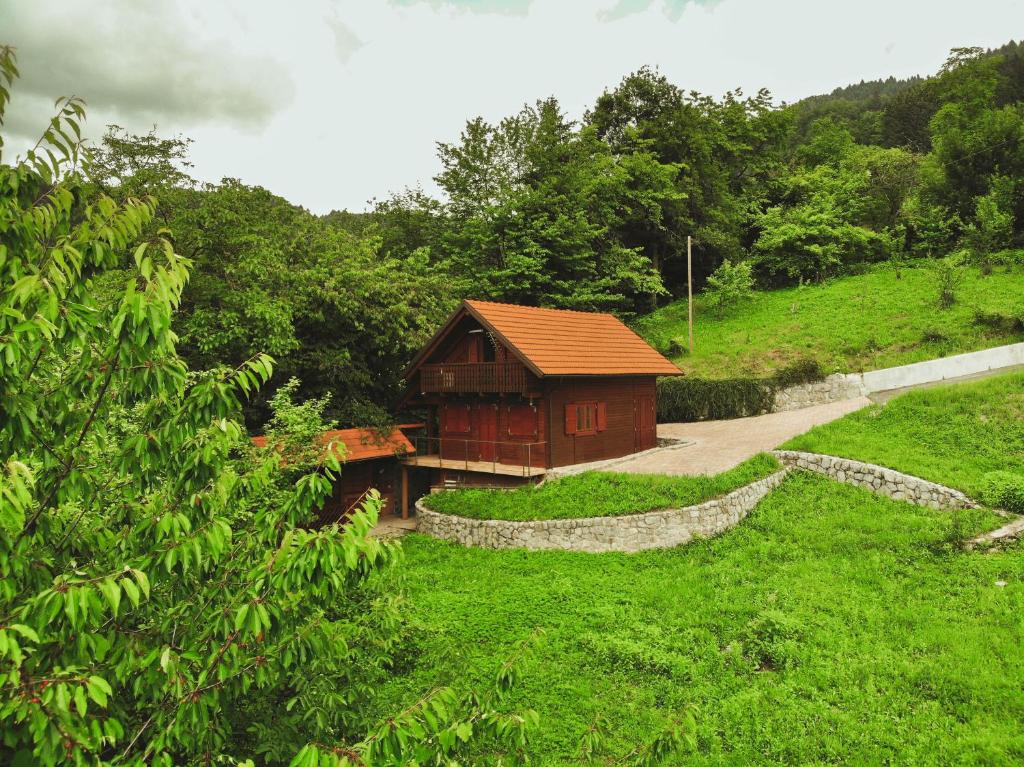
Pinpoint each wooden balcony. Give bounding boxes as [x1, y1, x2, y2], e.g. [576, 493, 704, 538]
[401, 437, 547, 477]
[419, 362, 529, 394]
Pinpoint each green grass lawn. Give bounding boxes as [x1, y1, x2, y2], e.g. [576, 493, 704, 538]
[378, 475, 1022, 765]
[634, 264, 1024, 379]
[421, 454, 780, 520]
[784, 371, 1024, 497]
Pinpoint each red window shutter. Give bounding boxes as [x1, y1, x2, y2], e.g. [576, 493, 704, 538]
[564, 404, 577, 435]
[443, 404, 471, 434]
[597, 402, 608, 432]
[508, 405, 536, 438]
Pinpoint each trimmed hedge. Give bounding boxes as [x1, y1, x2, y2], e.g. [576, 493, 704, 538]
[979, 471, 1024, 514]
[658, 358, 825, 422]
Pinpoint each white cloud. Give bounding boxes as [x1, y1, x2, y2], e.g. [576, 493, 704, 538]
[1, 0, 294, 143]
[1, 0, 1020, 213]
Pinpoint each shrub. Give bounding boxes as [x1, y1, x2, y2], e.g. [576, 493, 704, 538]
[704, 259, 755, 315]
[657, 358, 824, 422]
[935, 259, 963, 309]
[665, 337, 688, 357]
[741, 609, 803, 672]
[979, 471, 1024, 514]
[770, 358, 825, 389]
[972, 308, 1024, 334]
[657, 376, 774, 422]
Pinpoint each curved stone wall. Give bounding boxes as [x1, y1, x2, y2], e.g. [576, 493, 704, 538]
[772, 450, 977, 510]
[416, 470, 788, 553]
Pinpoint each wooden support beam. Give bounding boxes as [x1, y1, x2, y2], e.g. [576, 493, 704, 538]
[401, 465, 409, 520]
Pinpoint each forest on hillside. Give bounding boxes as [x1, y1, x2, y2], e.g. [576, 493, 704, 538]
[80, 40, 1024, 426]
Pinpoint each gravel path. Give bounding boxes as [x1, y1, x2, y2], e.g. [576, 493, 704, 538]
[606, 397, 873, 477]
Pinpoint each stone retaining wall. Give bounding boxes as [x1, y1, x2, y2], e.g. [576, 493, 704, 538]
[416, 469, 788, 553]
[772, 450, 977, 510]
[773, 373, 867, 412]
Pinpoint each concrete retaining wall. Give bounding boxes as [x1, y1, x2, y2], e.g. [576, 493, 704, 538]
[861, 342, 1024, 393]
[416, 469, 788, 553]
[773, 373, 867, 411]
[769, 343, 1024, 413]
[772, 450, 977, 510]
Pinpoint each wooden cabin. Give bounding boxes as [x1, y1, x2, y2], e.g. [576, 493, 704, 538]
[252, 427, 416, 524]
[399, 300, 683, 504]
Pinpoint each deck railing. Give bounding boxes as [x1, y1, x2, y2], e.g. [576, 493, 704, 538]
[419, 362, 529, 394]
[403, 436, 546, 477]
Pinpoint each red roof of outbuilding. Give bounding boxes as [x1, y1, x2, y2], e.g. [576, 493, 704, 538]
[459, 300, 682, 376]
[251, 426, 416, 462]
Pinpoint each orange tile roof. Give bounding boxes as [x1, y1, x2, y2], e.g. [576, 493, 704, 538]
[463, 300, 683, 376]
[251, 426, 416, 462]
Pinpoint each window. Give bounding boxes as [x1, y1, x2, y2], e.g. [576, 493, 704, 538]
[442, 403, 471, 434]
[565, 402, 607, 436]
[576, 402, 597, 435]
[507, 404, 537, 438]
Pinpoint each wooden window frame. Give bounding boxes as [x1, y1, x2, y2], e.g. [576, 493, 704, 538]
[566, 401, 606, 436]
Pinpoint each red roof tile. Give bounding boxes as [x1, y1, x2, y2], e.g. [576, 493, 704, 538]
[463, 300, 682, 376]
[251, 426, 415, 462]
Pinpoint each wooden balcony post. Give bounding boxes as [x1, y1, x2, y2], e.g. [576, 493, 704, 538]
[401, 465, 409, 520]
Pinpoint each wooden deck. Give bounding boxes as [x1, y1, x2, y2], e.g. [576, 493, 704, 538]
[400, 455, 547, 478]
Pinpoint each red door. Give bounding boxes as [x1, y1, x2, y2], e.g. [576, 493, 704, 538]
[634, 396, 656, 451]
[477, 403, 498, 461]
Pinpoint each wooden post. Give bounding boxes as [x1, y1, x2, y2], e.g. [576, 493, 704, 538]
[687, 235, 694, 354]
[401, 465, 409, 520]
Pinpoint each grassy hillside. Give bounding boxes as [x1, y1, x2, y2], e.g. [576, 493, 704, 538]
[785, 371, 1024, 497]
[378, 476, 1019, 764]
[634, 264, 1024, 379]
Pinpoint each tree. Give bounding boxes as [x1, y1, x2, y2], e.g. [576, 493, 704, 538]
[88, 129, 458, 428]
[963, 179, 1015, 263]
[436, 98, 668, 314]
[0, 48, 541, 766]
[703, 259, 755, 315]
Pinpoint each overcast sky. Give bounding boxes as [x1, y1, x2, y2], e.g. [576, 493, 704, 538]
[2, 0, 1021, 213]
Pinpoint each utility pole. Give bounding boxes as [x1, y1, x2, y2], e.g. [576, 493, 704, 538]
[687, 235, 694, 354]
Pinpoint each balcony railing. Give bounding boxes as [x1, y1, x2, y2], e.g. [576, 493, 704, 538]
[401, 436, 546, 477]
[419, 362, 529, 394]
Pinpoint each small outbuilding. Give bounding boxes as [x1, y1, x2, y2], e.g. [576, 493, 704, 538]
[252, 426, 416, 524]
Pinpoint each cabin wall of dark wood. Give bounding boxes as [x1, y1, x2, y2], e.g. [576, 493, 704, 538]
[436, 396, 548, 468]
[544, 377, 657, 468]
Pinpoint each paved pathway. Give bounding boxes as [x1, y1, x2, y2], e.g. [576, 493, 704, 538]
[607, 397, 873, 477]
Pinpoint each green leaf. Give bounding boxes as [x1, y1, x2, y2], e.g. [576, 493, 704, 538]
[99, 578, 121, 617]
[7, 624, 38, 643]
[86, 676, 110, 707]
[74, 684, 87, 717]
[121, 577, 140, 608]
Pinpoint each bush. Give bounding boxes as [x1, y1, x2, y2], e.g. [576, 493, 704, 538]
[741, 609, 803, 672]
[657, 377, 774, 422]
[657, 358, 824, 422]
[979, 471, 1024, 514]
[704, 259, 755, 315]
[972, 308, 1024, 334]
[935, 259, 963, 309]
[663, 337, 688, 357]
[770, 358, 825, 389]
